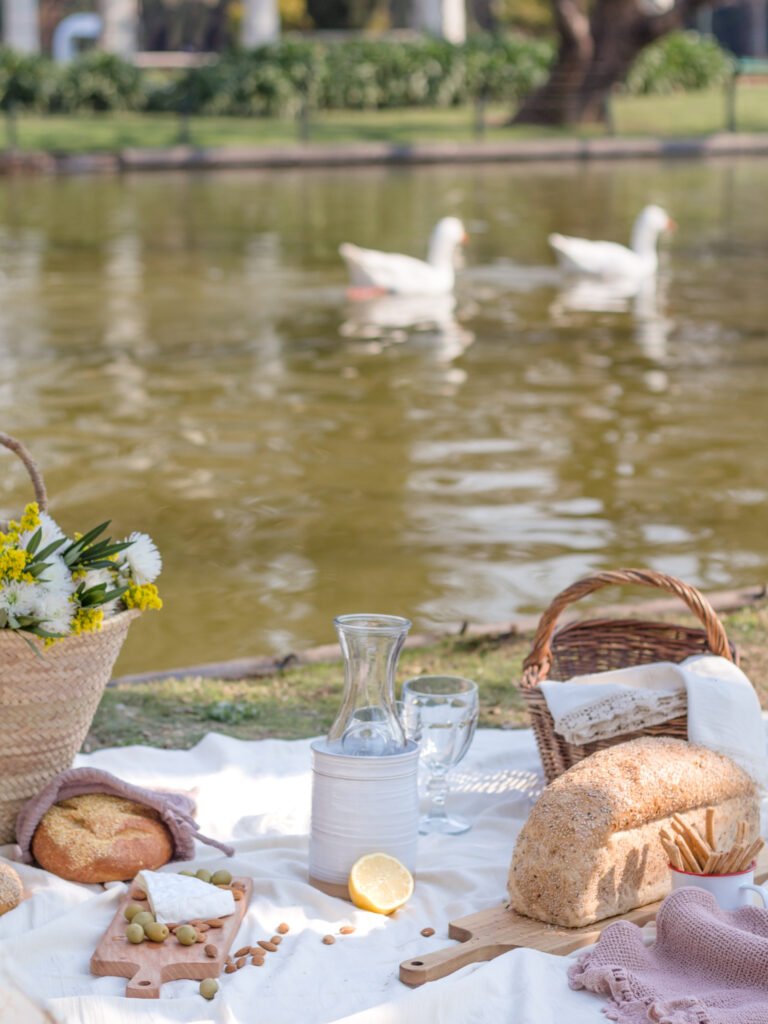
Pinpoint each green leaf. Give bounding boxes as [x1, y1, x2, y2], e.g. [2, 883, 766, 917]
[34, 537, 67, 562]
[71, 521, 111, 550]
[25, 527, 42, 555]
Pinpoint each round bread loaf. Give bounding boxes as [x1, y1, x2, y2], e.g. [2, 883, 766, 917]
[0, 862, 23, 915]
[32, 794, 173, 883]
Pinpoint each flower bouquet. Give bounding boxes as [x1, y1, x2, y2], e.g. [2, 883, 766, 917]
[0, 432, 163, 843]
[0, 502, 162, 645]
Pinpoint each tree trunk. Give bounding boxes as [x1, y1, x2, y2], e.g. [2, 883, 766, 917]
[514, 0, 708, 126]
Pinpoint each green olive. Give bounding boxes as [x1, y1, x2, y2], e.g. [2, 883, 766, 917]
[195, 869, 212, 883]
[176, 924, 197, 946]
[199, 978, 219, 1000]
[124, 902, 144, 922]
[132, 911, 155, 930]
[126, 923, 145, 944]
[210, 870, 232, 886]
[145, 922, 169, 942]
[178, 870, 196, 877]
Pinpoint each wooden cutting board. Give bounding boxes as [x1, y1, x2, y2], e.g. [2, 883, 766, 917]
[400, 858, 768, 987]
[91, 877, 252, 998]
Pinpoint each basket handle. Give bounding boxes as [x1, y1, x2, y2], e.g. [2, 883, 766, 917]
[521, 568, 732, 688]
[0, 432, 49, 517]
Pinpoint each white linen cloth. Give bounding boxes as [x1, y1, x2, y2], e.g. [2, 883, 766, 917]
[0, 729, 609, 1024]
[540, 655, 768, 785]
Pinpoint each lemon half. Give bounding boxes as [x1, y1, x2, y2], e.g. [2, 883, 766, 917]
[348, 853, 414, 915]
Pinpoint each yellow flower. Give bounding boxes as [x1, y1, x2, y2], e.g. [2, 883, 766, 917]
[71, 607, 104, 635]
[19, 502, 41, 532]
[0, 548, 30, 581]
[123, 583, 163, 612]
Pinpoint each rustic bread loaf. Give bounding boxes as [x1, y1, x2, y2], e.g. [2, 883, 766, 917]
[0, 862, 23, 916]
[508, 737, 758, 928]
[32, 794, 173, 883]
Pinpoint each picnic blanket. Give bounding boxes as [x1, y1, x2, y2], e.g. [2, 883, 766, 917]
[0, 726, 763, 1024]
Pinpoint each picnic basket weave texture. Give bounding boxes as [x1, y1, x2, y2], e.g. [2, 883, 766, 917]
[0, 433, 137, 843]
[520, 569, 737, 784]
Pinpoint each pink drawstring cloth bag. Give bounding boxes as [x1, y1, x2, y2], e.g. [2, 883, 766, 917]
[569, 886, 768, 1024]
[15, 767, 234, 864]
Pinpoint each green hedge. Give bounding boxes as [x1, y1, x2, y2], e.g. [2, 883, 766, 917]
[0, 32, 736, 117]
[155, 36, 554, 116]
[626, 31, 735, 96]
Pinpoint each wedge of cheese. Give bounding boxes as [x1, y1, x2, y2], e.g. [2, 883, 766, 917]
[136, 870, 235, 924]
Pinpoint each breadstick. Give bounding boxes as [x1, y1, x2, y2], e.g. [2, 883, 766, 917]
[711, 851, 729, 875]
[705, 808, 715, 850]
[674, 834, 701, 873]
[720, 844, 745, 875]
[737, 821, 747, 845]
[702, 851, 719, 875]
[737, 837, 765, 873]
[668, 844, 685, 872]
[671, 817, 708, 870]
[661, 837, 684, 871]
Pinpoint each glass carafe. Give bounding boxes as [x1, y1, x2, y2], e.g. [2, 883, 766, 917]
[327, 614, 411, 756]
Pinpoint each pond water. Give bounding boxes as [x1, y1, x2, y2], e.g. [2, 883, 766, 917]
[1, 158, 766, 676]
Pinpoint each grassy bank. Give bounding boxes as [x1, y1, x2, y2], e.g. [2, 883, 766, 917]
[86, 602, 768, 752]
[5, 87, 768, 154]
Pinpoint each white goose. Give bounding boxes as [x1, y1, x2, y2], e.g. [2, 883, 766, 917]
[549, 205, 675, 279]
[339, 217, 467, 298]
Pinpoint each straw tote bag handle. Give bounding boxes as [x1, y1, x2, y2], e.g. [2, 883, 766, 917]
[0, 432, 49, 528]
[521, 568, 732, 688]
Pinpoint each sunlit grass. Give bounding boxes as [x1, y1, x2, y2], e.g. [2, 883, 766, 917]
[4, 86, 767, 154]
[87, 603, 768, 750]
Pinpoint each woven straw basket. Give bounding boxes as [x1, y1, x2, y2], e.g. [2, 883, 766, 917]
[0, 433, 138, 843]
[520, 568, 736, 784]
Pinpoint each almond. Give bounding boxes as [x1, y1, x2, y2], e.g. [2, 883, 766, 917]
[276, 923, 290, 934]
[236, 957, 246, 969]
[206, 919, 224, 928]
[257, 940, 278, 952]
[234, 947, 251, 959]
[420, 927, 435, 938]
[339, 926, 355, 935]
[269, 935, 282, 945]
[322, 935, 335, 945]
[204, 944, 217, 959]
[224, 965, 237, 974]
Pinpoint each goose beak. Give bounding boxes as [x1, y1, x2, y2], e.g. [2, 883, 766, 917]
[666, 218, 678, 233]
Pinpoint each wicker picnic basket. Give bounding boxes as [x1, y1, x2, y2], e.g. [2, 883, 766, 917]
[520, 568, 737, 784]
[0, 433, 137, 843]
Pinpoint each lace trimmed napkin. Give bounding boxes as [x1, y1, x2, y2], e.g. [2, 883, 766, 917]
[540, 654, 767, 786]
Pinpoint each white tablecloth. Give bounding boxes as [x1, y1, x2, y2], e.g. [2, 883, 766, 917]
[0, 729, 607, 1024]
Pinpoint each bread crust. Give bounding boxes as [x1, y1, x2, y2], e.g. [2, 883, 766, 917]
[508, 738, 758, 927]
[31, 794, 173, 883]
[0, 862, 23, 915]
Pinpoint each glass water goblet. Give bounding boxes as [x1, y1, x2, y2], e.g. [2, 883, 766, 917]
[401, 675, 479, 835]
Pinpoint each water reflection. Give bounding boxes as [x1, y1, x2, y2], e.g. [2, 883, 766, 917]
[0, 161, 765, 675]
[339, 292, 475, 362]
[550, 274, 673, 361]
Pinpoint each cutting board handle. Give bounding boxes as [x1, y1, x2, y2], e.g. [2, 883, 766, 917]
[399, 935, 506, 987]
[125, 963, 162, 999]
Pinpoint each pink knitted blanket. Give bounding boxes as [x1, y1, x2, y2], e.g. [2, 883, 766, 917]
[569, 887, 768, 1024]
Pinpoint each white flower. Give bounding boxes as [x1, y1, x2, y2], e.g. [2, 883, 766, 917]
[0, 580, 41, 625]
[33, 589, 73, 635]
[38, 553, 75, 598]
[18, 511, 67, 553]
[121, 532, 162, 585]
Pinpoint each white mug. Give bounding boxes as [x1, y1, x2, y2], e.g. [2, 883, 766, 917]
[670, 863, 768, 911]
